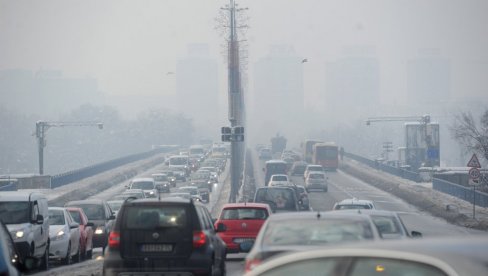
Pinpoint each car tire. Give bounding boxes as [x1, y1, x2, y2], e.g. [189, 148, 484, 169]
[73, 243, 81, 263]
[63, 243, 72, 265]
[86, 249, 93, 260]
[40, 243, 49, 271]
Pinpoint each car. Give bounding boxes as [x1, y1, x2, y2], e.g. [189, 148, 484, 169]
[0, 219, 35, 275]
[259, 148, 272, 160]
[177, 186, 203, 202]
[268, 174, 290, 186]
[65, 199, 116, 253]
[127, 177, 158, 198]
[106, 200, 124, 217]
[167, 192, 192, 200]
[244, 236, 488, 276]
[253, 187, 300, 213]
[159, 170, 178, 187]
[0, 191, 50, 270]
[151, 173, 171, 193]
[333, 198, 376, 210]
[303, 164, 325, 179]
[48, 207, 81, 264]
[290, 161, 307, 176]
[191, 170, 214, 192]
[66, 207, 95, 260]
[304, 171, 328, 192]
[243, 211, 381, 272]
[103, 197, 227, 276]
[113, 189, 146, 200]
[213, 203, 273, 254]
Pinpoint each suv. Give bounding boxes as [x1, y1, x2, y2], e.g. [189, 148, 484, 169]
[128, 178, 158, 198]
[254, 187, 300, 213]
[0, 191, 50, 270]
[333, 198, 376, 210]
[103, 197, 227, 276]
[65, 199, 115, 253]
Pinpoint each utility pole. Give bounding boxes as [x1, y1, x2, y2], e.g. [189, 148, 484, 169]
[35, 121, 103, 175]
[220, 0, 247, 203]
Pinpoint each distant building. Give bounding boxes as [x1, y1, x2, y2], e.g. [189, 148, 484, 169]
[407, 49, 451, 105]
[324, 48, 380, 118]
[176, 44, 219, 129]
[0, 69, 102, 116]
[252, 45, 304, 134]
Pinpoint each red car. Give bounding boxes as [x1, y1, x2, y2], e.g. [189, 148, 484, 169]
[67, 207, 94, 260]
[214, 203, 272, 254]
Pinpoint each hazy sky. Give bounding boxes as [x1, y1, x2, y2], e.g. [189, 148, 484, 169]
[1, 0, 487, 107]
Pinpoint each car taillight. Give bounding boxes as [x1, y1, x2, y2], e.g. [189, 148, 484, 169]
[108, 231, 120, 248]
[193, 231, 206, 248]
[245, 258, 261, 272]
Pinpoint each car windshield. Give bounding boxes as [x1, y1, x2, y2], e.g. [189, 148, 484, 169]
[68, 210, 82, 224]
[131, 181, 154, 190]
[124, 206, 187, 229]
[0, 202, 30, 224]
[48, 209, 65, 225]
[221, 208, 268, 220]
[262, 219, 374, 246]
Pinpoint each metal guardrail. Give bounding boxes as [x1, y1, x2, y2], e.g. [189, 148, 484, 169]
[344, 152, 421, 182]
[50, 147, 172, 188]
[433, 177, 488, 207]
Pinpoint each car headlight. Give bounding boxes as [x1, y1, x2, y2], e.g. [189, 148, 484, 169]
[11, 230, 24, 240]
[150, 191, 154, 194]
[52, 230, 65, 241]
[95, 227, 105, 235]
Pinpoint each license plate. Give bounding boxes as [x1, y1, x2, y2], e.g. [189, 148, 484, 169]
[140, 244, 173, 252]
[233, 238, 254, 244]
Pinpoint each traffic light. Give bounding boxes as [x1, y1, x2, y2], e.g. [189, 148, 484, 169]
[233, 126, 244, 141]
[221, 127, 232, 142]
[220, 126, 244, 142]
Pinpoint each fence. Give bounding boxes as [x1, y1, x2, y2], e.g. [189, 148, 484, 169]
[433, 177, 488, 207]
[344, 152, 421, 182]
[50, 147, 172, 188]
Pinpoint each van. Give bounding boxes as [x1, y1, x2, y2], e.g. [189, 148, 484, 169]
[0, 191, 50, 270]
[253, 186, 299, 213]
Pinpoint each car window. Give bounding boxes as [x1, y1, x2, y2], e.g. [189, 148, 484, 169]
[0, 202, 30, 224]
[78, 204, 105, 220]
[221, 208, 268, 220]
[371, 215, 403, 236]
[196, 206, 211, 230]
[69, 210, 82, 224]
[124, 206, 187, 229]
[272, 175, 288, 181]
[48, 209, 65, 225]
[309, 173, 325, 179]
[255, 188, 297, 211]
[131, 181, 154, 189]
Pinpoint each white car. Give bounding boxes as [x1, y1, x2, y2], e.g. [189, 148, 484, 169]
[268, 174, 290, 186]
[48, 207, 81, 265]
[303, 164, 325, 179]
[333, 198, 376, 210]
[305, 171, 328, 192]
[128, 178, 158, 198]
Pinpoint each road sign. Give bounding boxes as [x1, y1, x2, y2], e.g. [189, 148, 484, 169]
[467, 154, 481, 168]
[469, 168, 481, 179]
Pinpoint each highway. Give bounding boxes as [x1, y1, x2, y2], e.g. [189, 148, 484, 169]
[31, 148, 485, 276]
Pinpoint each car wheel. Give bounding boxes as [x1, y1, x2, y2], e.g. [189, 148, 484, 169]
[40, 244, 49, 270]
[73, 243, 81, 263]
[86, 249, 93, 260]
[63, 242, 72, 265]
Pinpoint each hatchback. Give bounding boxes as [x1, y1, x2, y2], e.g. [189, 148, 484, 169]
[103, 197, 226, 276]
[48, 207, 81, 265]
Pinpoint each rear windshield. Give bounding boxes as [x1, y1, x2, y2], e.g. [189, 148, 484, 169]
[255, 188, 296, 211]
[272, 175, 288, 181]
[309, 173, 325, 179]
[335, 204, 372, 210]
[131, 181, 154, 190]
[308, 166, 323, 171]
[221, 208, 268, 220]
[124, 206, 188, 229]
[153, 175, 168, 181]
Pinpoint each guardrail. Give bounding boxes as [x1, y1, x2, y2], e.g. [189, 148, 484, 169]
[433, 177, 488, 207]
[50, 147, 173, 188]
[344, 152, 421, 182]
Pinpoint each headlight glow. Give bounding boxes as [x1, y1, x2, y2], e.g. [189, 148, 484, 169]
[57, 230, 65, 236]
[95, 227, 104, 235]
[15, 231, 24, 238]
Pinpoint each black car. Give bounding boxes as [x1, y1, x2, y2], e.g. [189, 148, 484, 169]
[103, 197, 226, 276]
[65, 199, 115, 253]
[0, 220, 35, 275]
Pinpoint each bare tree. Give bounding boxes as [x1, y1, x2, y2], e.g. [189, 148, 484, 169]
[450, 110, 488, 163]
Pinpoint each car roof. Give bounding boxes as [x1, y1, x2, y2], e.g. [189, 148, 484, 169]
[66, 199, 105, 206]
[221, 203, 271, 209]
[131, 177, 154, 182]
[0, 191, 46, 201]
[48, 206, 66, 211]
[271, 174, 288, 178]
[335, 198, 374, 205]
[306, 165, 323, 168]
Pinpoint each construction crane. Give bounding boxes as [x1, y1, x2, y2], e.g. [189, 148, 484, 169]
[366, 114, 431, 125]
[365, 114, 440, 170]
[35, 121, 104, 175]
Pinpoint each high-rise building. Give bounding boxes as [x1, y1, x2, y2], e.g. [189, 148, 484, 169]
[324, 49, 380, 119]
[176, 44, 219, 132]
[252, 45, 304, 140]
[407, 49, 450, 105]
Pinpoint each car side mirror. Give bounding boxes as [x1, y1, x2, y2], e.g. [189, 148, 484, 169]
[69, 222, 79, 229]
[35, 214, 44, 224]
[411, 231, 422, 238]
[216, 223, 227, 232]
[109, 215, 116, 220]
[86, 222, 95, 227]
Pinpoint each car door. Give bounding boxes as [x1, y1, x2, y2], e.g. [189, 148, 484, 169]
[198, 206, 225, 265]
[66, 210, 80, 256]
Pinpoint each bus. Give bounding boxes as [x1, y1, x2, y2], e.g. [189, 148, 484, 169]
[264, 160, 288, 186]
[301, 140, 322, 163]
[168, 155, 190, 175]
[312, 142, 339, 171]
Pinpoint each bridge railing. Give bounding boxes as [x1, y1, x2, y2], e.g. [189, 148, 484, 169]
[344, 152, 421, 182]
[432, 177, 488, 207]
